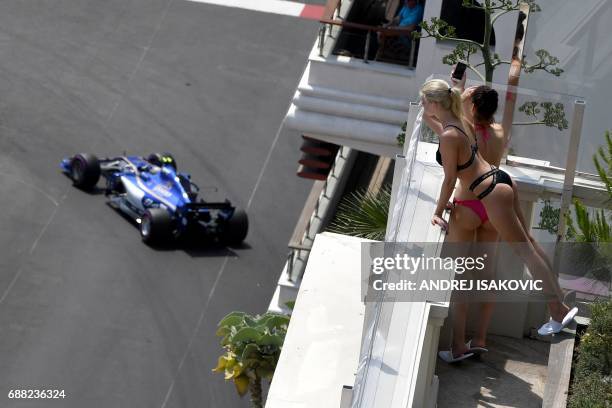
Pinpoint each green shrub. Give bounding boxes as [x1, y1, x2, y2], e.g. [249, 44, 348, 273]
[588, 300, 612, 335]
[569, 300, 612, 408]
[569, 373, 612, 408]
[574, 331, 611, 380]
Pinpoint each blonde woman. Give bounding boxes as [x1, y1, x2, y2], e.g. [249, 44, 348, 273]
[419, 78, 577, 362]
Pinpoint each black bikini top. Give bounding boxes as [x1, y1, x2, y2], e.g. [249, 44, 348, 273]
[436, 124, 478, 171]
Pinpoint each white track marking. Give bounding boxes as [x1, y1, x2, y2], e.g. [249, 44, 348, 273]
[185, 0, 324, 19]
[160, 93, 289, 408]
[160, 255, 230, 408]
[246, 120, 283, 211]
[187, 0, 303, 16]
[0, 203, 61, 306]
[106, 0, 176, 122]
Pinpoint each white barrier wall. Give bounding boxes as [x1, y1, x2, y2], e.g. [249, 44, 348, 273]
[266, 233, 369, 408]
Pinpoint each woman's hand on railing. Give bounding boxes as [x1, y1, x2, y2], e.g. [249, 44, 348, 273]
[431, 213, 449, 233]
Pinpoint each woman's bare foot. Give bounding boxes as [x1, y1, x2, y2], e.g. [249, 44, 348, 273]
[470, 338, 487, 349]
[451, 342, 470, 358]
[549, 301, 571, 322]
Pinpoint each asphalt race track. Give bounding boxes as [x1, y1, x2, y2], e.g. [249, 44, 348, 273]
[0, 1, 317, 407]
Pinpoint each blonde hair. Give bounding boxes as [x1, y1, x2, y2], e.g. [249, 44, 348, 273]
[420, 79, 464, 122]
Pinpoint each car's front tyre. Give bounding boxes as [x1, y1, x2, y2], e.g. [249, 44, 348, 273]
[140, 208, 174, 245]
[70, 153, 101, 190]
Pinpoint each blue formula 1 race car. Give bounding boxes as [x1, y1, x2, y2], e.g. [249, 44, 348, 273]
[61, 153, 248, 245]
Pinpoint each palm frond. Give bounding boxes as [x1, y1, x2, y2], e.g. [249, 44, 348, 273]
[327, 186, 391, 241]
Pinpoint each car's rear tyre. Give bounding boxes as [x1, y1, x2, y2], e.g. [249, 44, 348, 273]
[147, 152, 177, 170]
[221, 209, 248, 245]
[141, 208, 174, 244]
[70, 153, 101, 189]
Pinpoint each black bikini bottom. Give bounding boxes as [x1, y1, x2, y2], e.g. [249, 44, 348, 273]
[469, 167, 513, 200]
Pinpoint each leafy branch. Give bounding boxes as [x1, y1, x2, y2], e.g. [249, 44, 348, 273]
[566, 199, 611, 243]
[488, 1, 542, 26]
[441, 43, 486, 82]
[565, 131, 612, 256]
[593, 130, 612, 200]
[514, 101, 568, 130]
[481, 0, 541, 12]
[415, 0, 558, 83]
[413, 18, 483, 51]
[397, 121, 407, 147]
[522, 49, 564, 76]
[536, 199, 560, 234]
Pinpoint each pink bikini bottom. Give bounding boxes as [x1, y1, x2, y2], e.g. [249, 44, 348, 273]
[453, 198, 489, 223]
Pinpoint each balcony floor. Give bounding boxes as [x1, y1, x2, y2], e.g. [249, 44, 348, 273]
[436, 335, 549, 408]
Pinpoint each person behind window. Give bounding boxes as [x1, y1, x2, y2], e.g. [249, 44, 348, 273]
[388, 0, 423, 37]
[377, 0, 424, 55]
[395, 0, 424, 29]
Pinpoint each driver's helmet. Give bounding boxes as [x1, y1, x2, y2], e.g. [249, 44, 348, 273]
[148, 153, 176, 170]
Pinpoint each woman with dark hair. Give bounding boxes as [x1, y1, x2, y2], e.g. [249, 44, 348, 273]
[420, 75, 577, 363]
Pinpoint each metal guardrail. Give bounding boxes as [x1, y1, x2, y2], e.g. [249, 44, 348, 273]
[285, 147, 357, 282]
[286, 180, 326, 280]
